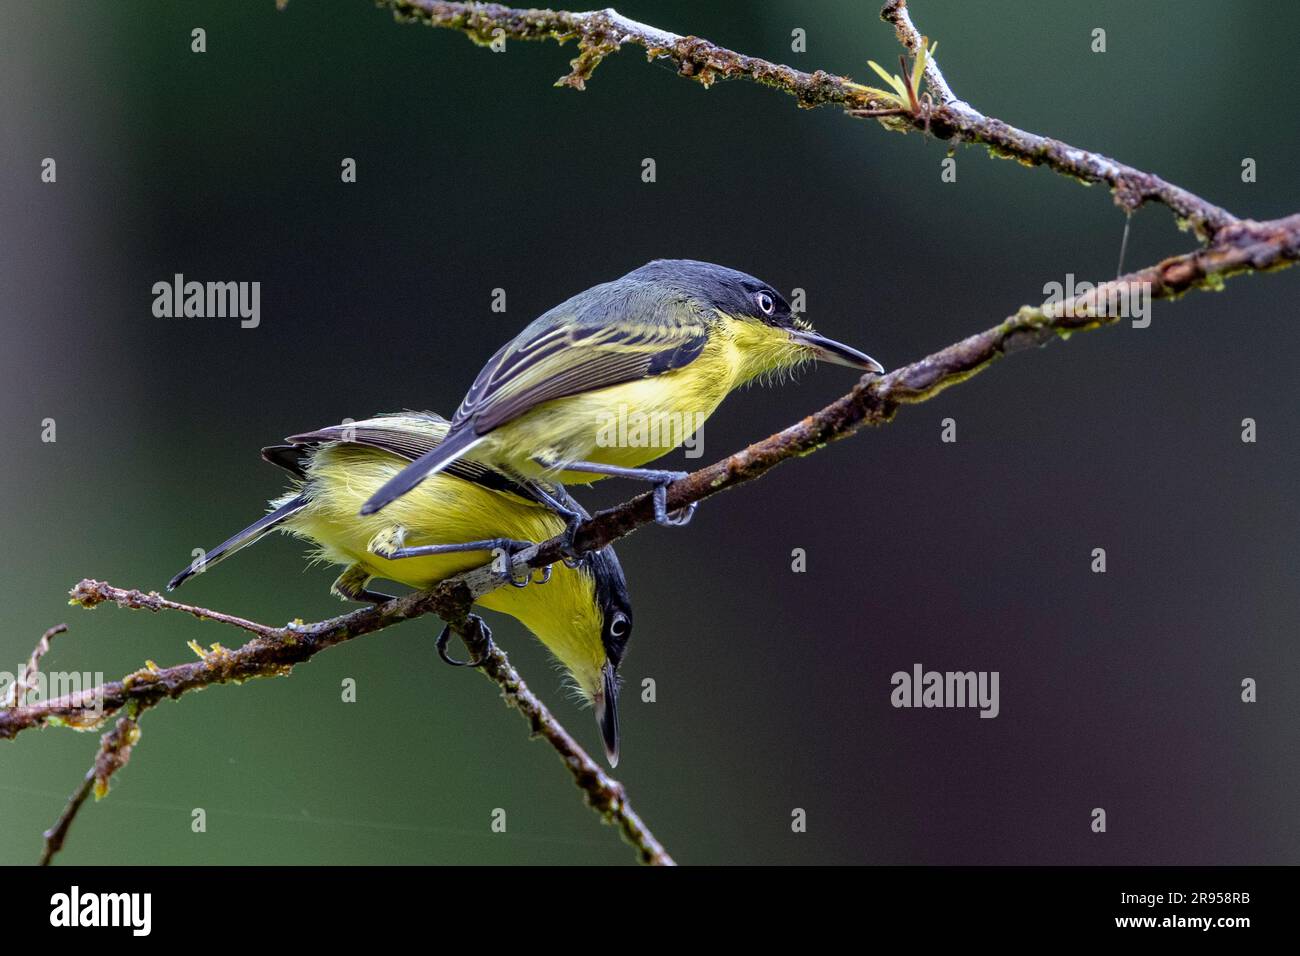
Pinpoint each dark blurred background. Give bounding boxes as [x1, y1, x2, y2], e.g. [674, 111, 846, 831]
[1, 0, 1296, 865]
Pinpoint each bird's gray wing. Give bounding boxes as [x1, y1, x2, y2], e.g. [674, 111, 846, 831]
[265, 413, 529, 497]
[453, 317, 710, 435]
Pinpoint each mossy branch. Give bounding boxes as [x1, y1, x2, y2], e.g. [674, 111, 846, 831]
[12, 205, 1297, 861]
[382, 0, 1238, 239]
[11, 0, 1299, 867]
[8, 581, 673, 866]
[39, 711, 141, 867]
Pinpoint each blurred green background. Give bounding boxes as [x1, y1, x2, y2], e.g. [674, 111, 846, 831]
[1, 0, 1296, 865]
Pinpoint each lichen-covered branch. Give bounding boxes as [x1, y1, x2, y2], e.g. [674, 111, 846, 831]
[11, 207, 1296, 861]
[3, 623, 68, 707]
[458, 620, 673, 864]
[871, 0, 1235, 237]
[522, 212, 1300, 565]
[40, 712, 141, 866]
[380, 0, 1238, 238]
[6, 580, 673, 865]
[15, 0, 1298, 867]
[7, 213, 1299, 734]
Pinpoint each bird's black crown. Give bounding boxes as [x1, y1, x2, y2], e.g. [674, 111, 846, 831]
[630, 259, 795, 328]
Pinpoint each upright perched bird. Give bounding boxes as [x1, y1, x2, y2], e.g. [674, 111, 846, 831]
[360, 259, 883, 526]
[167, 413, 632, 766]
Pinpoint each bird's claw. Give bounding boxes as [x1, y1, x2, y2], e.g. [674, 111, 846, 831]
[504, 557, 552, 588]
[494, 540, 550, 588]
[367, 526, 405, 560]
[558, 513, 586, 568]
[651, 471, 695, 527]
[435, 618, 493, 667]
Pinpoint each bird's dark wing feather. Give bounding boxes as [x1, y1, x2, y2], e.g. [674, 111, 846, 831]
[282, 414, 450, 463]
[453, 319, 710, 434]
[265, 413, 528, 498]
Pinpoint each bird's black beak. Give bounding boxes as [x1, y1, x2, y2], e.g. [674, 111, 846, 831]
[790, 328, 885, 373]
[593, 663, 620, 768]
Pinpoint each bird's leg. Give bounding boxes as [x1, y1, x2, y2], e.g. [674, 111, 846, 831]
[369, 527, 549, 588]
[330, 565, 395, 604]
[518, 478, 589, 567]
[533, 457, 698, 527]
[435, 616, 493, 667]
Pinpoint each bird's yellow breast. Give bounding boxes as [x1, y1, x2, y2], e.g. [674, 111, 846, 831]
[277, 444, 605, 684]
[483, 315, 803, 482]
[285, 444, 558, 583]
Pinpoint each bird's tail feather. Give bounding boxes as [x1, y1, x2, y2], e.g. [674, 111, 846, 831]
[167, 493, 309, 591]
[359, 428, 485, 515]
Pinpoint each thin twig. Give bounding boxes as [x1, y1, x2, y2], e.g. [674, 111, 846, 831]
[40, 713, 141, 866]
[10, 580, 673, 865]
[2, 578, 477, 737]
[874, 1, 1235, 237]
[381, 0, 1238, 238]
[460, 622, 674, 864]
[880, 0, 955, 105]
[3, 623, 68, 708]
[39, 774, 93, 866]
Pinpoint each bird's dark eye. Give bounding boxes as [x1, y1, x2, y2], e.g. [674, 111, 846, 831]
[754, 291, 776, 316]
[609, 613, 629, 638]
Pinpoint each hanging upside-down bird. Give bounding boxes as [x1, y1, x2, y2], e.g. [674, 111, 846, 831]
[167, 413, 632, 766]
[360, 259, 884, 529]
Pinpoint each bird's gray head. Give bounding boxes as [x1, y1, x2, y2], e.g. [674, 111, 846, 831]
[628, 258, 798, 329]
[626, 259, 885, 373]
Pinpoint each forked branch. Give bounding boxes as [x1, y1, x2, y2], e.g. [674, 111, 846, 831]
[7, 582, 672, 866]
[383, 0, 1238, 238]
[8, 0, 1297, 867]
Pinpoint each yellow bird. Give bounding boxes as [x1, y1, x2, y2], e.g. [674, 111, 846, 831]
[360, 259, 883, 530]
[167, 413, 632, 765]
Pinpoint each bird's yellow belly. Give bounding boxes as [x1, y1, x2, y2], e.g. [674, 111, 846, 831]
[283, 445, 563, 599]
[275, 443, 606, 698]
[485, 350, 736, 483]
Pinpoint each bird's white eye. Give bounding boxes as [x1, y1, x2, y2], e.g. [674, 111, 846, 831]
[755, 291, 776, 316]
[609, 613, 629, 638]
